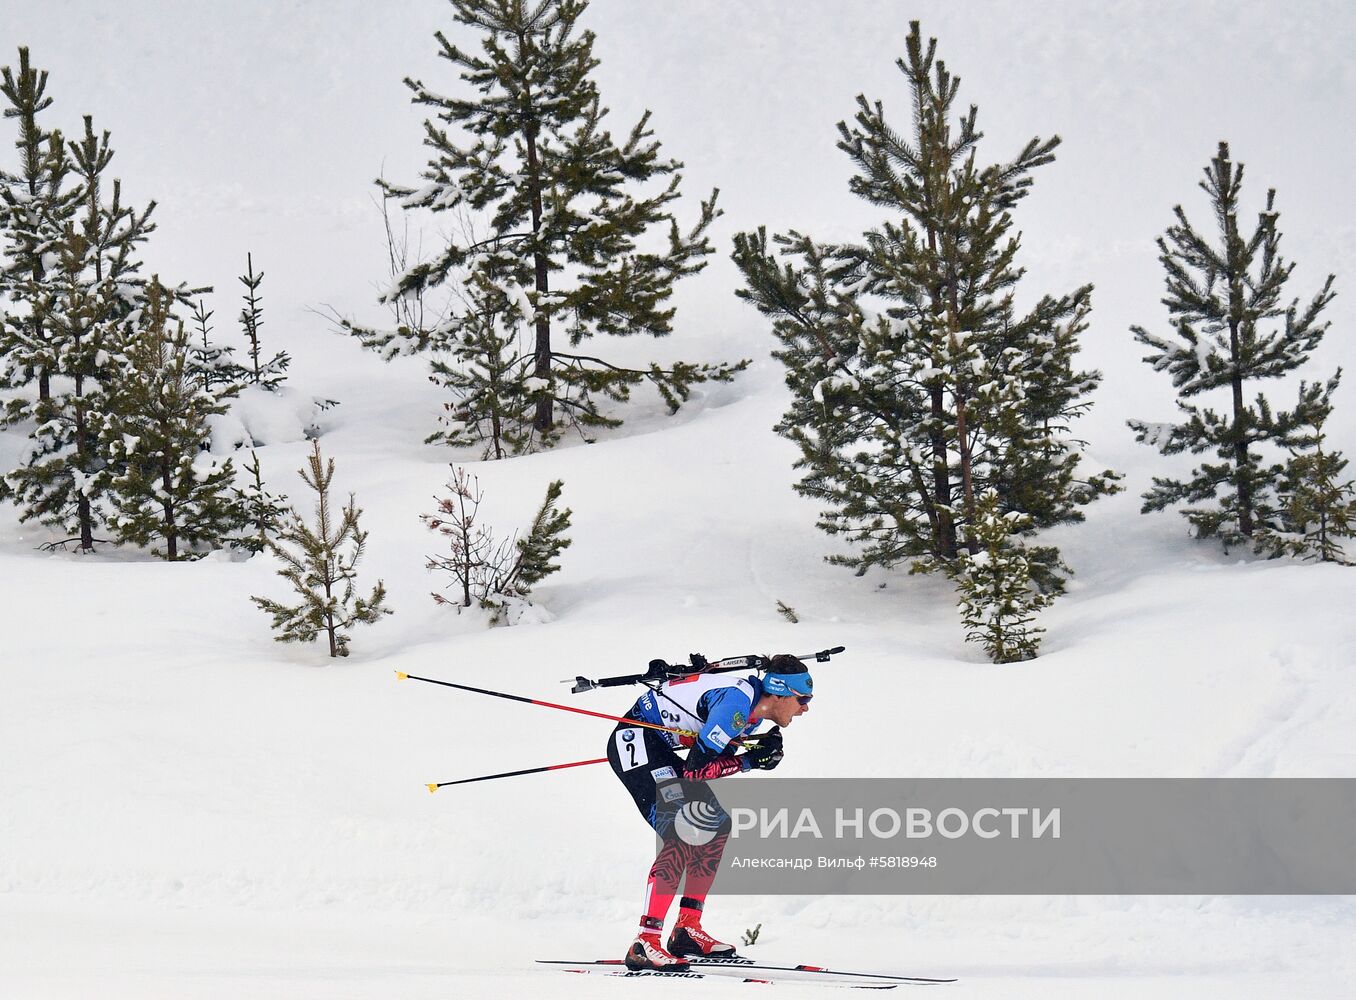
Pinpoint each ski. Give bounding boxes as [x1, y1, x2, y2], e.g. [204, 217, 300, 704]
[687, 957, 955, 983]
[551, 964, 899, 988]
[539, 957, 953, 986]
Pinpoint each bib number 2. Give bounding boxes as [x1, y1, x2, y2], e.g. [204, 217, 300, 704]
[614, 728, 649, 772]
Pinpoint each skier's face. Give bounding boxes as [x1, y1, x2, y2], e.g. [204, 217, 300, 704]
[761, 693, 810, 728]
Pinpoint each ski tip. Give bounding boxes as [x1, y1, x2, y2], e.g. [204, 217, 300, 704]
[395, 671, 409, 681]
[426, 783, 439, 794]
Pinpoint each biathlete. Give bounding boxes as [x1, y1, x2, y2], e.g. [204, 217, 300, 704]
[606, 653, 814, 972]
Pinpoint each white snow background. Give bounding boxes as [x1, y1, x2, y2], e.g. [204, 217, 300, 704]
[1, 1, 1354, 997]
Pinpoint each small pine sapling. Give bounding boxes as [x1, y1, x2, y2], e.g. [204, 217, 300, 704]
[103, 278, 248, 559]
[1271, 412, 1355, 565]
[422, 468, 571, 624]
[233, 449, 289, 554]
[238, 252, 290, 390]
[742, 924, 762, 947]
[509, 479, 572, 596]
[954, 493, 1052, 663]
[775, 601, 799, 623]
[187, 297, 244, 396]
[251, 441, 392, 657]
[423, 466, 493, 610]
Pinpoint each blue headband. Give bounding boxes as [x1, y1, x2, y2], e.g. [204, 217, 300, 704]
[762, 671, 813, 697]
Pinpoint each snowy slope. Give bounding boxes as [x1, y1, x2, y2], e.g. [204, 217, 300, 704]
[3, 2, 1356, 998]
[3, 354, 1354, 999]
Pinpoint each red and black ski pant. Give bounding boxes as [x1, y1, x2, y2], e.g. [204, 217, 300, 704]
[607, 723, 731, 902]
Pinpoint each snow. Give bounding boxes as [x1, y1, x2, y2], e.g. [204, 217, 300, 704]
[225, 384, 326, 447]
[2, 1, 1355, 998]
[506, 281, 536, 322]
[3, 359, 1354, 997]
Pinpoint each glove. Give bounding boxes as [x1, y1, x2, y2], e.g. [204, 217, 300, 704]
[743, 727, 784, 771]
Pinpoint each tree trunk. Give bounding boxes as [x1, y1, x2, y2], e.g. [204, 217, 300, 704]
[955, 390, 977, 553]
[162, 455, 177, 560]
[458, 486, 473, 607]
[519, 64, 552, 436]
[930, 384, 955, 558]
[73, 335, 94, 553]
[1227, 317, 1254, 536]
[77, 494, 93, 552]
[947, 280, 978, 555]
[324, 575, 337, 658]
[27, 159, 50, 402]
[490, 361, 505, 460]
[925, 228, 956, 560]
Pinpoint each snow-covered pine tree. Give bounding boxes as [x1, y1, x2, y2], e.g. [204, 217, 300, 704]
[233, 449, 289, 554]
[347, 0, 746, 451]
[251, 440, 391, 657]
[237, 253, 289, 390]
[1128, 142, 1337, 552]
[732, 22, 1118, 608]
[954, 492, 1051, 663]
[187, 296, 243, 396]
[3, 224, 111, 547]
[0, 46, 80, 410]
[422, 467, 570, 623]
[4, 115, 157, 551]
[102, 278, 247, 560]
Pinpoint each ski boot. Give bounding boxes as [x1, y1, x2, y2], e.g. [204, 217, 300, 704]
[625, 916, 691, 972]
[667, 905, 738, 959]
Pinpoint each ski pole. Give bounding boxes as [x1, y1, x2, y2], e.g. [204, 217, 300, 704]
[395, 671, 697, 740]
[426, 755, 608, 793]
[426, 735, 774, 793]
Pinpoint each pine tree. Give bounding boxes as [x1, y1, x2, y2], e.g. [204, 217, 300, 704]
[4, 115, 158, 550]
[422, 467, 571, 623]
[1285, 438, 1355, 566]
[511, 477, 571, 592]
[344, 0, 746, 452]
[425, 264, 536, 458]
[234, 449, 289, 554]
[732, 22, 1118, 611]
[1260, 391, 1355, 565]
[186, 296, 243, 396]
[0, 47, 80, 409]
[1128, 142, 1337, 551]
[954, 492, 1051, 663]
[102, 278, 247, 560]
[3, 223, 113, 548]
[251, 441, 392, 657]
[237, 253, 289, 390]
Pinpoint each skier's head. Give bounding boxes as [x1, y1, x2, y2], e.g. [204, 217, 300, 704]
[754, 654, 813, 727]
